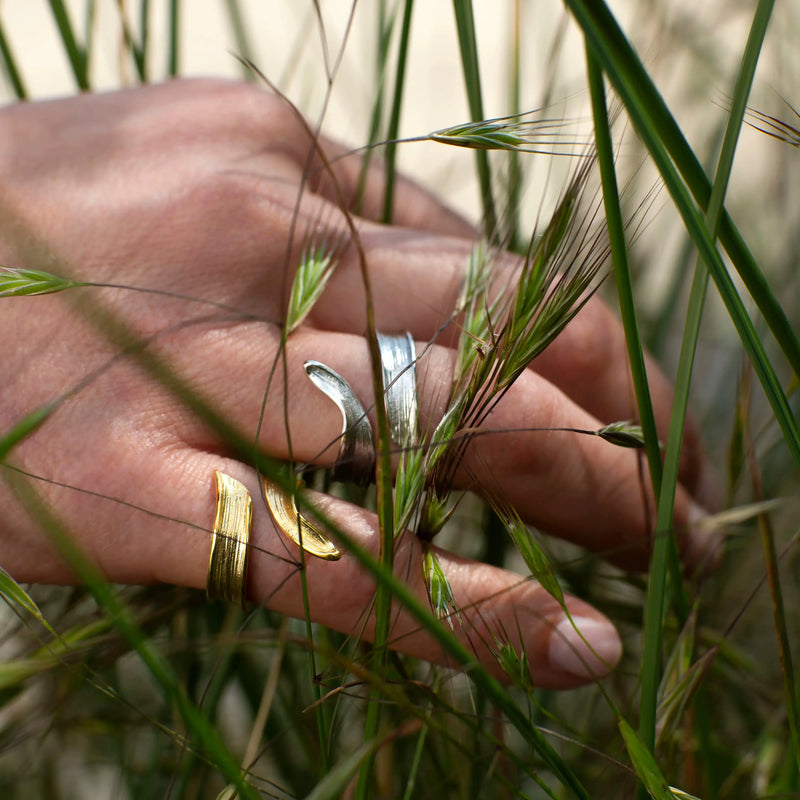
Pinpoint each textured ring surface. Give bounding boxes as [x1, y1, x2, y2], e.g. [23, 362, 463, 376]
[304, 360, 375, 485]
[376, 331, 418, 448]
[206, 470, 252, 608]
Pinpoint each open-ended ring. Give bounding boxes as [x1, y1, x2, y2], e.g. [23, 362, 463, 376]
[206, 470, 252, 608]
[304, 360, 375, 486]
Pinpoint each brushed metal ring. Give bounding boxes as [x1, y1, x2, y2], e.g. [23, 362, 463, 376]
[304, 360, 375, 486]
[376, 331, 418, 449]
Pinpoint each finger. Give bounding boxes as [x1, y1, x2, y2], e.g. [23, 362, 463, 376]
[4, 437, 621, 688]
[164, 320, 711, 571]
[129, 453, 624, 689]
[290, 228, 704, 496]
[166, 78, 476, 238]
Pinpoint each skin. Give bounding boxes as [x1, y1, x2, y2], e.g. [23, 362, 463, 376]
[0, 79, 712, 689]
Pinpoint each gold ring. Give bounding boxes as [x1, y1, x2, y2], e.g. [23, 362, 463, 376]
[206, 470, 252, 607]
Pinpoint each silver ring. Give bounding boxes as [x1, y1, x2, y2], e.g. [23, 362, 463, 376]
[376, 331, 418, 448]
[304, 360, 375, 486]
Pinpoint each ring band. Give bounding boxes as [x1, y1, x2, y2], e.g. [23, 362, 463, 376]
[206, 470, 252, 608]
[376, 331, 418, 448]
[304, 360, 375, 485]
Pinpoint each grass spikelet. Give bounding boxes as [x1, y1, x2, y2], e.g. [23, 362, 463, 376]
[422, 546, 460, 629]
[286, 236, 339, 334]
[420, 157, 606, 503]
[429, 111, 590, 157]
[495, 162, 605, 390]
[0, 266, 84, 297]
[394, 442, 425, 534]
[496, 505, 565, 610]
[596, 421, 646, 448]
[491, 637, 535, 693]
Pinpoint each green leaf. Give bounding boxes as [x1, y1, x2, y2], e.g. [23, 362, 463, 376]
[0, 402, 57, 461]
[0, 567, 55, 634]
[619, 718, 679, 800]
[304, 739, 382, 800]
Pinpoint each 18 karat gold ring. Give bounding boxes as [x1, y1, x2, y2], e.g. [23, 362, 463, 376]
[206, 470, 252, 608]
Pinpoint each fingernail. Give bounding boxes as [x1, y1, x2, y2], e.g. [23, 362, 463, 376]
[547, 616, 622, 680]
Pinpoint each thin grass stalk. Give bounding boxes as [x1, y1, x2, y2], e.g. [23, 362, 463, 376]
[116, 0, 147, 83]
[584, 52, 665, 552]
[506, 0, 522, 249]
[8, 474, 258, 799]
[566, 0, 800, 474]
[353, 0, 394, 216]
[0, 16, 27, 99]
[452, 0, 498, 237]
[168, 0, 180, 77]
[139, 0, 150, 80]
[563, 0, 800, 382]
[224, 0, 255, 78]
[400, 701, 433, 800]
[47, 0, 89, 90]
[637, 0, 776, 774]
[747, 447, 800, 784]
[381, 0, 414, 224]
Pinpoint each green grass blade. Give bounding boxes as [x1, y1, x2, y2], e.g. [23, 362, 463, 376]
[0, 16, 27, 99]
[116, 2, 147, 83]
[139, 0, 150, 80]
[564, 0, 800, 382]
[451, 0, 497, 236]
[0, 566, 55, 635]
[353, 0, 395, 217]
[584, 49, 664, 528]
[0, 402, 57, 462]
[224, 0, 255, 78]
[506, 0, 522, 248]
[619, 719, 679, 800]
[304, 739, 381, 800]
[753, 476, 800, 780]
[637, 0, 777, 766]
[566, 0, 800, 478]
[47, 0, 89, 90]
[168, 0, 180, 77]
[381, 0, 414, 224]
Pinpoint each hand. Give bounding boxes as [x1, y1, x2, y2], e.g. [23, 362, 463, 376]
[0, 79, 710, 688]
